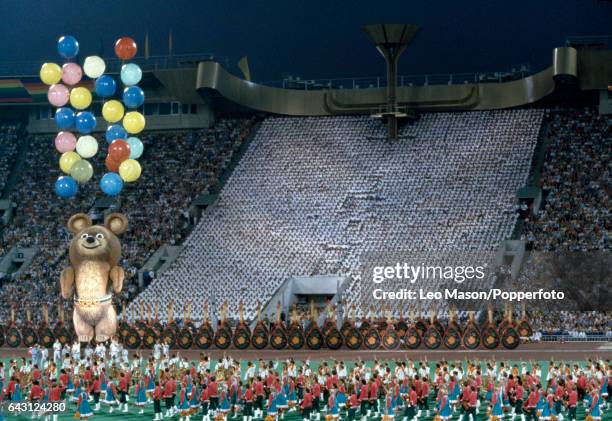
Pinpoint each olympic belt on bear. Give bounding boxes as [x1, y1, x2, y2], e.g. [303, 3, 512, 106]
[74, 294, 113, 307]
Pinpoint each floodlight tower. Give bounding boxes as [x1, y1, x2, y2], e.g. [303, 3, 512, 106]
[363, 24, 420, 140]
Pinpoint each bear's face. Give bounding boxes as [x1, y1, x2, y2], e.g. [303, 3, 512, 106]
[67, 213, 128, 266]
[73, 225, 119, 260]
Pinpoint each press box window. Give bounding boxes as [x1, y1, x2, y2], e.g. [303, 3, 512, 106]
[159, 103, 171, 115]
[144, 103, 159, 115]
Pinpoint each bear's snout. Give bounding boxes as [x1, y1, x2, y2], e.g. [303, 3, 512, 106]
[79, 232, 105, 250]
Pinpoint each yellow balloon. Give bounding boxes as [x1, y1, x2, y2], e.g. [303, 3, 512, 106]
[118, 159, 142, 182]
[123, 111, 145, 134]
[40, 62, 62, 85]
[102, 100, 125, 123]
[69, 87, 92, 110]
[59, 151, 81, 174]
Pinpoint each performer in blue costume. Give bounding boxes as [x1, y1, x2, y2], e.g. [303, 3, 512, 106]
[77, 389, 94, 420]
[438, 386, 453, 421]
[490, 385, 504, 421]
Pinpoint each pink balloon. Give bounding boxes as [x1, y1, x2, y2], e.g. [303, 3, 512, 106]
[55, 131, 76, 153]
[47, 84, 70, 107]
[61, 63, 82, 85]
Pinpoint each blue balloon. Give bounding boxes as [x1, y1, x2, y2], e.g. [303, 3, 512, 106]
[57, 35, 79, 59]
[127, 137, 144, 159]
[100, 172, 123, 196]
[55, 176, 78, 198]
[120, 63, 142, 86]
[95, 75, 117, 98]
[75, 111, 96, 134]
[106, 124, 128, 144]
[122, 86, 145, 108]
[55, 107, 75, 129]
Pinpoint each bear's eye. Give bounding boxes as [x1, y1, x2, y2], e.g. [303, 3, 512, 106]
[80, 233, 88, 240]
[96, 233, 104, 240]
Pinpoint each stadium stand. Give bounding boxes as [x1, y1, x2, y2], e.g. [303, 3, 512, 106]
[128, 110, 545, 322]
[0, 108, 608, 338]
[512, 106, 611, 338]
[521, 107, 610, 252]
[529, 311, 610, 338]
[0, 122, 21, 196]
[116, 118, 254, 304]
[0, 118, 255, 323]
[0, 133, 99, 321]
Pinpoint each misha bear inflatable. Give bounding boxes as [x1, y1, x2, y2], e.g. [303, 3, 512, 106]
[60, 212, 128, 343]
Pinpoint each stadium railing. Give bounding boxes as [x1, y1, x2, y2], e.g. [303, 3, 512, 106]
[0, 53, 229, 77]
[566, 35, 612, 48]
[272, 65, 532, 90]
[539, 334, 612, 342]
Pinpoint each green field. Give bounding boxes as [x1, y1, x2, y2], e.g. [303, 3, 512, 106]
[4, 359, 610, 420]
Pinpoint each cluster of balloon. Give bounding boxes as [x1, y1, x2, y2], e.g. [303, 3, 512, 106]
[100, 36, 145, 196]
[40, 35, 145, 199]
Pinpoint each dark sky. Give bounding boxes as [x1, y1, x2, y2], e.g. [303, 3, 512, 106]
[1, 0, 610, 82]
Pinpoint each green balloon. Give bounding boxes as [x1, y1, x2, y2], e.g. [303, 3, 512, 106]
[70, 159, 93, 184]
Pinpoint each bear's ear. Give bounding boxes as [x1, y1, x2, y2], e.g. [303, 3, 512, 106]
[67, 213, 92, 234]
[105, 213, 128, 236]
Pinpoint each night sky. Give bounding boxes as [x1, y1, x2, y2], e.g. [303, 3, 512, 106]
[1, 0, 610, 82]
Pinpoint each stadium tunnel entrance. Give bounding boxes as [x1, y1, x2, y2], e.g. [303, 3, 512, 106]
[259, 275, 348, 329]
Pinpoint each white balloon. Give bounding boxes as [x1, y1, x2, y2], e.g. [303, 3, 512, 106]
[83, 56, 106, 79]
[76, 135, 99, 158]
[120, 63, 142, 86]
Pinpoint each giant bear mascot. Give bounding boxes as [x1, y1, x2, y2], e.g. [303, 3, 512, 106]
[60, 212, 128, 342]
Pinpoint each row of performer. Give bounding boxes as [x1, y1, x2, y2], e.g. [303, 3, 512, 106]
[0, 302, 531, 350]
[0, 352, 609, 421]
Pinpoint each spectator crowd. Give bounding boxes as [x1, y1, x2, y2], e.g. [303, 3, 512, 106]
[0, 106, 609, 339]
[0, 122, 20, 196]
[521, 107, 610, 251]
[0, 118, 254, 323]
[517, 107, 611, 337]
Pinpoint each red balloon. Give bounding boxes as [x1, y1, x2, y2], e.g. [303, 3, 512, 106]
[115, 37, 137, 60]
[105, 154, 121, 172]
[108, 140, 131, 163]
